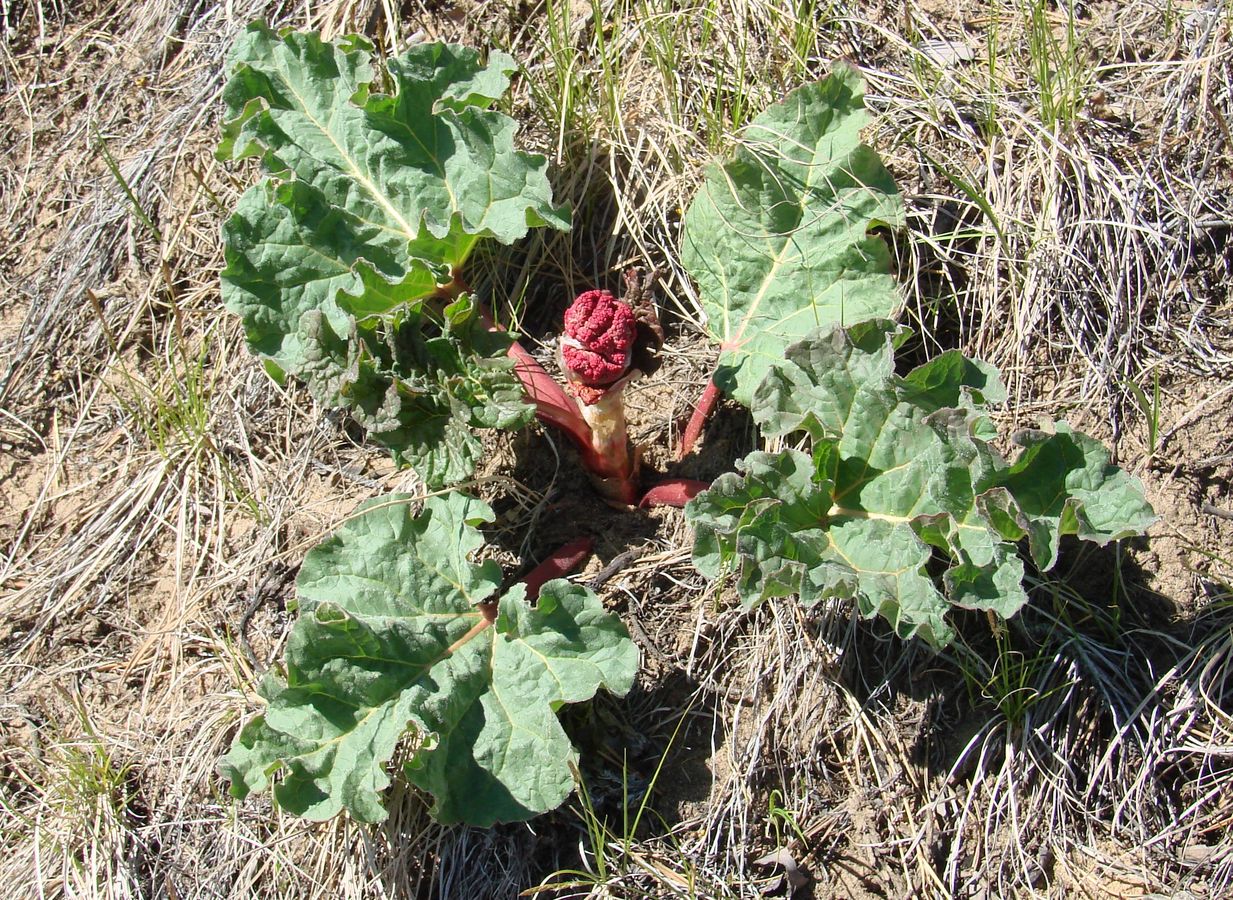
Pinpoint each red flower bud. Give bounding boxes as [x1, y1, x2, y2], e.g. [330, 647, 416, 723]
[561, 290, 636, 386]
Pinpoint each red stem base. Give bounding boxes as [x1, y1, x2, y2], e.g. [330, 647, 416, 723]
[481, 302, 642, 505]
[477, 536, 595, 621]
[520, 536, 595, 601]
[638, 479, 709, 509]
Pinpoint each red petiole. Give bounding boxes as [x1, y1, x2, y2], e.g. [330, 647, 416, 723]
[477, 535, 595, 622]
[506, 340, 595, 452]
[477, 303, 601, 461]
[676, 379, 721, 460]
[638, 479, 709, 509]
[520, 536, 595, 600]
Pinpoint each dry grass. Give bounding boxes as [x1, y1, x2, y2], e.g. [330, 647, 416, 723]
[1, 0, 1232, 897]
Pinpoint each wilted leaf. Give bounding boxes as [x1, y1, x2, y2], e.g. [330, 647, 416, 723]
[753, 848, 810, 897]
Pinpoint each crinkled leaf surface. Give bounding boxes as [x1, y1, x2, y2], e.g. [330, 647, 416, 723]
[218, 23, 569, 484]
[681, 64, 905, 407]
[219, 24, 568, 258]
[686, 321, 1156, 647]
[221, 492, 638, 826]
[293, 293, 530, 484]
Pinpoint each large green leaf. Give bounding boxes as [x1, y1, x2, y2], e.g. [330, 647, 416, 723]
[681, 64, 905, 407]
[221, 492, 638, 826]
[686, 321, 1156, 647]
[219, 24, 568, 258]
[218, 24, 570, 485]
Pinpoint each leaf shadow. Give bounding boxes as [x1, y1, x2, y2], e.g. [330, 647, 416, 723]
[838, 534, 1188, 784]
[559, 667, 720, 832]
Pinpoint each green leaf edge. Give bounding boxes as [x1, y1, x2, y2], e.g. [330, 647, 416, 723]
[219, 492, 638, 826]
[685, 320, 1157, 648]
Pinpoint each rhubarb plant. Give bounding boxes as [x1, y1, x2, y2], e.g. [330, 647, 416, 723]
[218, 24, 1156, 829]
[218, 23, 569, 485]
[677, 63, 905, 456]
[217, 24, 644, 827]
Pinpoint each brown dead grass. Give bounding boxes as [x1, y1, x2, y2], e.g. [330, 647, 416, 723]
[1, 0, 1232, 898]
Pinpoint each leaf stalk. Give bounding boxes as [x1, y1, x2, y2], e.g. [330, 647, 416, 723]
[677, 379, 721, 459]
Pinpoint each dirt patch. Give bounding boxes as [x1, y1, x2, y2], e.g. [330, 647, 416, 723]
[0, 299, 27, 347]
[0, 450, 47, 558]
[1057, 842, 1170, 899]
[1135, 374, 1233, 614]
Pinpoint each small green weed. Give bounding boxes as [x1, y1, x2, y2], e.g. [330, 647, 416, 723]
[1024, 0, 1084, 130]
[766, 788, 808, 848]
[529, 708, 695, 895]
[1126, 369, 1163, 458]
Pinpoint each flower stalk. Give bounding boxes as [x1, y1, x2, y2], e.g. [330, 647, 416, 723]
[488, 268, 665, 506]
[557, 272, 664, 505]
